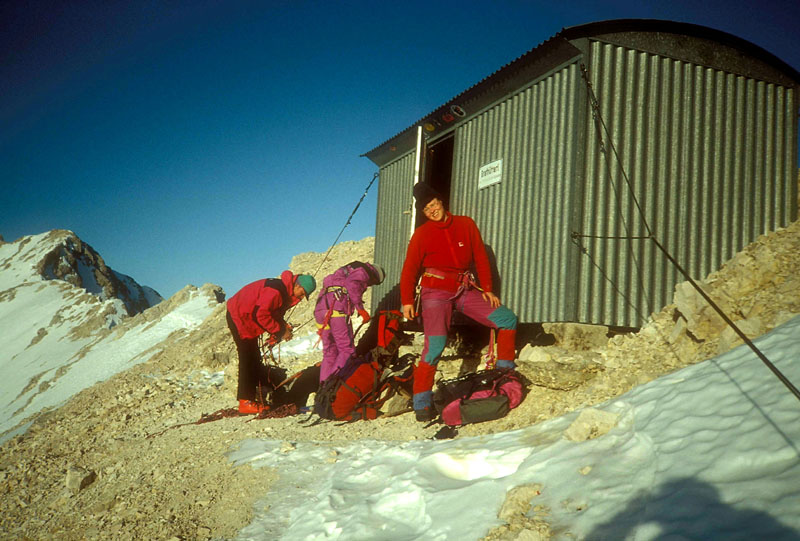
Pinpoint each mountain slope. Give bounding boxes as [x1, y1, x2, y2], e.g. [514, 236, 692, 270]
[0, 218, 798, 539]
[0, 230, 221, 442]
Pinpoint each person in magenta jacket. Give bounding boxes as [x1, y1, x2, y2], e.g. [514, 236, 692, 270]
[314, 261, 385, 382]
[400, 182, 518, 422]
[226, 270, 316, 413]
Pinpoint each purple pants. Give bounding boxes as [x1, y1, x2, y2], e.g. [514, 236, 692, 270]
[315, 301, 354, 382]
[413, 286, 518, 410]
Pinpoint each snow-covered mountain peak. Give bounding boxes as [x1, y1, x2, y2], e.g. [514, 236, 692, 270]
[0, 230, 223, 442]
[0, 229, 162, 316]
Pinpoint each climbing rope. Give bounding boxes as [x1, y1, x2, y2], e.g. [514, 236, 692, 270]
[312, 172, 379, 279]
[287, 172, 379, 332]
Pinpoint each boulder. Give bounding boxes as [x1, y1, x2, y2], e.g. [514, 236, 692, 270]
[65, 466, 96, 494]
[542, 323, 608, 351]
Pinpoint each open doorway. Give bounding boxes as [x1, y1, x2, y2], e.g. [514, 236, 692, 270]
[415, 134, 454, 228]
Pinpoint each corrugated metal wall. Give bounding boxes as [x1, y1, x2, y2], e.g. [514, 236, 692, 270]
[372, 152, 416, 311]
[575, 41, 799, 326]
[451, 61, 584, 323]
[370, 39, 798, 327]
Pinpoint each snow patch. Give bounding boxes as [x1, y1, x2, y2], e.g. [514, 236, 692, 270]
[230, 315, 800, 540]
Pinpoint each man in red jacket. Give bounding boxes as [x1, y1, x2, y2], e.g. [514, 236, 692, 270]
[226, 270, 316, 413]
[400, 183, 518, 422]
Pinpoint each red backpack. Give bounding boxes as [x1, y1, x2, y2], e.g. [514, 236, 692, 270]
[377, 310, 403, 350]
[314, 310, 412, 421]
[314, 356, 388, 421]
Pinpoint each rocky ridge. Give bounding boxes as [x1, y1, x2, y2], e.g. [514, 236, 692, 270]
[0, 230, 163, 330]
[0, 231, 209, 444]
[34, 229, 163, 316]
[1, 214, 799, 540]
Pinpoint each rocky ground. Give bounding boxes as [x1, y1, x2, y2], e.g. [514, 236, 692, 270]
[1, 215, 799, 540]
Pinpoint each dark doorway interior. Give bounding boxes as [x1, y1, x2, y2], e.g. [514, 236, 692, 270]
[415, 135, 454, 228]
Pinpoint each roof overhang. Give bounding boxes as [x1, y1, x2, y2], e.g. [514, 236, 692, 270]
[363, 19, 800, 168]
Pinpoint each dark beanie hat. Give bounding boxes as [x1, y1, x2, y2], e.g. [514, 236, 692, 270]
[413, 182, 442, 210]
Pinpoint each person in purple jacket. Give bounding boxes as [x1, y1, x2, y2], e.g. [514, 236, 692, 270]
[314, 261, 385, 382]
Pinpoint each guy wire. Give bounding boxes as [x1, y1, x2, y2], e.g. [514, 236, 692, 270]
[578, 63, 656, 322]
[311, 171, 379, 279]
[577, 64, 800, 403]
[287, 172, 379, 331]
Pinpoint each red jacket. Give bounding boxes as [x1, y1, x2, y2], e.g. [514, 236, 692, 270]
[227, 270, 301, 340]
[400, 212, 493, 305]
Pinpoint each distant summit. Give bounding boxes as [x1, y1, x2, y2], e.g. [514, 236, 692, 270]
[2, 230, 162, 319]
[0, 229, 221, 442]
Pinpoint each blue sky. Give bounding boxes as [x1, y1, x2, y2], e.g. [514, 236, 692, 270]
[2, 0, 799, 299]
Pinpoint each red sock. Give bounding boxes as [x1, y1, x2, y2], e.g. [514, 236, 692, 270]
[497, 329, 517, 361]
[413, 360, 437, 395]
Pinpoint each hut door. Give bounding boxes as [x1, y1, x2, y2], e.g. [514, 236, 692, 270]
[414, 134, 454, 228]
[410, 126, 427, 234]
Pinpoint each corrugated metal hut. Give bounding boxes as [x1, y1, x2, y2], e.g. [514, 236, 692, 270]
[364, 19, 800, 328]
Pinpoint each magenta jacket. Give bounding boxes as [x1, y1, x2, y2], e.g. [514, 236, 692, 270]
[316, 263, 377, 315]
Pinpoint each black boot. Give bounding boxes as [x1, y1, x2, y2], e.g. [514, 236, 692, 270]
[415, 406, 435, 422]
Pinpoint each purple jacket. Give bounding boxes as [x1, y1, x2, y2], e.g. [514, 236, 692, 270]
[315, 263, 375, 315]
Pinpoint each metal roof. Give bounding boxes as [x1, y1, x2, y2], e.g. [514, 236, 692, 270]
[363, 19, 800, 168]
